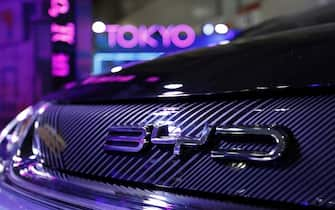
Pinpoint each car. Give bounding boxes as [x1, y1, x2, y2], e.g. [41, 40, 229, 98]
[1, 22, 335, 209]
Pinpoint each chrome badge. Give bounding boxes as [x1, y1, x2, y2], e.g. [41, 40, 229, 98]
[104, 126, 149, 152]
[104, 106, 290, 162]
[104, 123, 290, 162]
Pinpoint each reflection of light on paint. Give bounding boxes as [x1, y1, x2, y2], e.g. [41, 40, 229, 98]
[0, 162, 4, 173]
[64, 81, 77, 89]
[162, 91, 184, 96]
[152, 121, 182, 138]
[32, 147, 40, 156]
[19, 168, 29, 176]
[37, 103, 50, 115]
[254, 109, 264, 112]
[207, 43, 217, 47]
[10, 135, 19, 143]
[110, 66, 123, 73]
[164, 83, 183, 90]
[219, 40, 230, 45]
[82, 75, 136, 85]
[226, 128, 244, 132]
[92, 21, 106, 33]
[27, 164, 55, 180]
[34, 121, 39, 130]
[143, 198, 171, 208]
[309, 84, 321, 87]
[145, 76, 160, 83]
[168, 125, 181, 135]
[215, 24, 229, 34]
[202, 23, 214, 35]
[152, 107, 179, 116]
[93, 52, 163, 75]
[143, 207, 161, 210]
[150, 194, 168, 201]
[16, 107, 33, 122]
[12, 155, 22, 162]
[274, 108, 289, 112]
[256, 86, 269, 90]
[158, 91, 188, 97]
[231, 162, 247, 169]
[29, 155, 37, 160]
[276, 85, 289, 89]
[0, 126, 11, 142]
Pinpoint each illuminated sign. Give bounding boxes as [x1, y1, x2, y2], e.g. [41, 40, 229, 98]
[51, 53, 70, 77]
[93, 52, 163, 75]
[106, 24, 196, 49]
[48, 0, 70, 17]
[51, 22, 75, 45]
[93, 22, 239, 75]
[49, 0, 76, 79]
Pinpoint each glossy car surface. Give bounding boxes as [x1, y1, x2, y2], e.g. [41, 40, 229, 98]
[1, 23, 335, 209]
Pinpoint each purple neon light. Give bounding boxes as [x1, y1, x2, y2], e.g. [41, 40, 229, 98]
[51, 23, 75, 45]
[106, 24, 119, 47]
[51, 53, 70, 77]
[146, 76, 160, 83]
[106, 24, 196, 48]
[117, 25, 138, 48]
[48, 0, 70, 18]
[170, 24, 195, 48]
[64, 81, 77, 89]
[138, 25, 159, 47]
[49, 0, 75, 78]
[82, 75, 136, 85]
[158, 25, 173, 47]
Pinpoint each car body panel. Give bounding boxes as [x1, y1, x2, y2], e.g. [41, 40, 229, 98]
[45, 23, 335, 104]
[34, 94, 335, 208]
[2, 23, 335, 209]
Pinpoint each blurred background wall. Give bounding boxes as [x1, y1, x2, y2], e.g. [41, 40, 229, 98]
[0, 0, 92, 128]
[94, 0, 332, 29]
[0, 0, 42, 128]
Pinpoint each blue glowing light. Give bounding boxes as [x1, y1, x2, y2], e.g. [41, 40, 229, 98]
[93, 52, 164, 75]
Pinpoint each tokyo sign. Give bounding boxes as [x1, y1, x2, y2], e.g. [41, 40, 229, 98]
[106, 24, 196, 49]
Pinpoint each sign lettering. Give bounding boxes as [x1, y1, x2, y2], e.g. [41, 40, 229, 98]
[106, 24, 196, 49]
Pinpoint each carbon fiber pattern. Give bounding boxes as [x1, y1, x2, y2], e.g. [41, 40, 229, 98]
[38, 95, 335, 208]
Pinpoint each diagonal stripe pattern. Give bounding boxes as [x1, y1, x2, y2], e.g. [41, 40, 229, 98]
[38, 95, 335, 208]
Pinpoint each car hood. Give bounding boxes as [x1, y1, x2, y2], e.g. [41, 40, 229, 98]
[45, 23, 335, 103]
